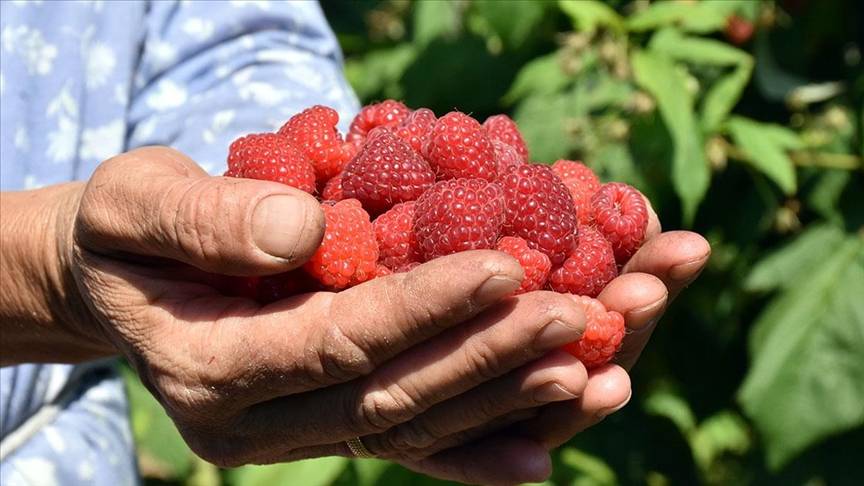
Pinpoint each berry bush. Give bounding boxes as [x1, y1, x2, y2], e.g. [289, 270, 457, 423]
[125, 1, 863, 485]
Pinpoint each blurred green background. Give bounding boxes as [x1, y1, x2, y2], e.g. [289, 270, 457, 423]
[125, 1, 864, 485]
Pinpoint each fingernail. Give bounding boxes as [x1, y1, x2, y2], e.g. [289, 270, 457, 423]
[534, 320, 582, 350]
[595, 390, 632, 419]
[626, 297, 666, 323]
[252, 195, 309, 259]
[473, 276, 522, 306]
[533, 382, 578, 403]
[669, 256, 708, 281]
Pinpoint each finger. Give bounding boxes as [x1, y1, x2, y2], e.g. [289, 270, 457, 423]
[643, 194, 662, 240]
[623, 230, 711, 300]
[397, 435, 552, 486]
[76, 146, 324, 275]
[235, 290, 585, 452]
[368, 351, 588, 454]
[596, 272, 668, 370]
[516, 364, 632, 449]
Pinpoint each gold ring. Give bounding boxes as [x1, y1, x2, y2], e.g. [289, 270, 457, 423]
[345, 436, 375, 458]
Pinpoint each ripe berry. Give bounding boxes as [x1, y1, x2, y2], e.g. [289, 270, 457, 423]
[342, 129, 435, 214]
[549, 225, 617, 297]
[552, 159, 600, 225]
[321, 173, 344, 201]
[499, 164, 578, 266]
[562, 296, 625, 369]
[347, 100, 411, 147]
[483, 114, 529, 162]
[225, 133, 316, 193]
[373, 201, 420, 270]
[413, 178, 506, 261]
[424, 111, 497, 181]
[591, 182, 648, 265]
[724, 15, 754, 46]
[304, 199, 379, 289]
[394, 108, 437, 154]
[495, 236, 551, 294]
[278, 105, 355, 181]
[492, 139, 525, 177]
[375, 264, 393, 278]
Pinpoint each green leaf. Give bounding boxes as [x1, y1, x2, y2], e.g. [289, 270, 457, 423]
[120, 364, 195, 480]
[345, 45, 417, 101]
[631, 50, 710, 223]
[514, 92, 578, 162]
[727, 116, 801, 194]
[626, 0, 740, 33]
[644, 389, 697, 435]
[228, 457, 349, 486]
[702, 60, 753, 132]
[472, 0, 546, 48]
[739, 234, 864, 468]
[413, 0, 461, 47]
[691, 411, 752, 472]
[558, 0, 624, 35]
[559, 447, 618, 486]
[744, 224, 845, 293]
[504, 53, 570, 104]
[650, 28, 751, 66]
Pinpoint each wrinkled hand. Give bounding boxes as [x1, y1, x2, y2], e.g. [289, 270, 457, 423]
[65, 147, 596, 474]
[398, 200, 711, 486]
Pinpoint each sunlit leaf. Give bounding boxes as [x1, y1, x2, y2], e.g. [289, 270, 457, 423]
[345, 45, 417, 101]
[472, 0, 546, 48]
[504, 53, 571, 104]
[727, 116, 801, 194]
[644, 389, 697, 435]
[691, 411, 751, 472]
[632, 50, 710, 223]
[559, 0, 624, 35]
[740, 234, 864, 468]
[514, 92, 578, 162]
[227, 457, 349, 486]
[702, 61, 753, 132]
[627, 0, 741, 33]
[413, 0, 461, 47]
[559, 447, 618, 486]
[650, 28, 750, 66]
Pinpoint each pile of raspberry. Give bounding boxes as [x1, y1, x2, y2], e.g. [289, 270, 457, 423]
[223, 101, 650, 370]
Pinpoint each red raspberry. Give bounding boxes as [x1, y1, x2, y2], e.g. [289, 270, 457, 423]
[499, 164, 578, 266]
[321, 173, 344, 201]
[413, 178, 506, 261]
[483, 114, 529, 162]
[562, 296, 625, 369]
[424, 111, 497, 181]
[341, 129, 435, 214]
[495, 236, 551, 294]
[375, 264, 393, 278]
[492, 139, 525, 176]
[394, 108, 437, 154]
[591, 182, 648, 264]
[304, 199, 379, 289]
[549, 225, 617, 297]
[346, 100, 411, 147]
[225, 133, 316, 193]
[552, 159, 600, 225]
[277, 105, 355, 181]
[373, 201, 420, 270]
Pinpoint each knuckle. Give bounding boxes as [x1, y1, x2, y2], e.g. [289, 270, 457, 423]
[463, 339, 505, 381]
[387, 418, 443, 451]
[167, 179, 232, 265]
[351, 380, 425, 434]
[310, 324, 375, 385]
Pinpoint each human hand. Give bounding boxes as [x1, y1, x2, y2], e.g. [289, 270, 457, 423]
[59, 147, 597, 474]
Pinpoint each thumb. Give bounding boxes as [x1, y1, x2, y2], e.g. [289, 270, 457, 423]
[76, 146, 324, 275]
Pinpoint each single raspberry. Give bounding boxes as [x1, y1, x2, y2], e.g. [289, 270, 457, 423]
[256, 271, 321, 304]
[373, 201, 420, 270]
[591, 182, 648, 264]
[499, 164, 578, 266]
[413, 178, 506, 261]
[321, 172, 344, 201]
[492, 139, 526, 176]
[549, 225, 617, 297]
[346, 100, 411, 147]
[341, 129, 435, 214]
[304, 199, 379, 289]
[483, 114, 529, 162]
[277, 105, 355, 181]
[495, 236, 551, 294]
[552, 160, 601, 225]
[224, 133, 316, 193]
[562, 296, 625, 369]
[394, 108, 437, 154]
[424, 111, 497, 181]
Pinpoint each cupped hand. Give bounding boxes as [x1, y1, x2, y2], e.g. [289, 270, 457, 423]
[63, 147, 595, 474]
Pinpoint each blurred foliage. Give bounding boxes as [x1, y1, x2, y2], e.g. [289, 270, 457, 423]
[123, 1, 864, 485]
